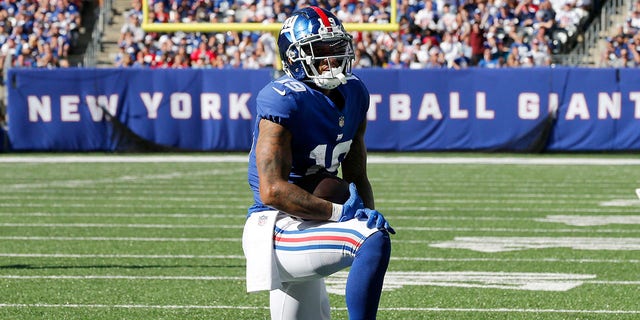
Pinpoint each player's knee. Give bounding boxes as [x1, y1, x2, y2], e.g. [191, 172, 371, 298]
[358, 230, 391, 259]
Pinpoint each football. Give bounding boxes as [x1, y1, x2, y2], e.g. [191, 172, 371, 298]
[295, 172, 350, 204]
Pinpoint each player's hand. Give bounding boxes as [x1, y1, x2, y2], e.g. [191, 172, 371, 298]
[355, 208, 396, 234]
[338, 183, 365, 222]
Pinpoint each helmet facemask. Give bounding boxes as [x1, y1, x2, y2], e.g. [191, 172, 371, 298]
[285, 33, 354, 90]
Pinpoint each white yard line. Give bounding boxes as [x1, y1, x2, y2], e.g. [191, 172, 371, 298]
[1, 222, 637, 233]
[0, 155, 250, 163]
[0, 222, 242, 229]
[4, 168, 244, 190]
[3, 194, 616, 205]
[0, 275, 638, 286]
[391, 256, 640, 263]
[0, 303, 637, 314]
[0, 253, 245, 259]
[0, 275, 245, 280]
[3, 234, 640, 244]
[5, 202, 636, 211]
[2, 195, 626, 205]
[0, 253, 638, 264]
[0, 303, 266, 310]
[1, 154, 640, 165]
[0, 203, 248, 209]
[0, 212, 243, 219]
[377, 307, 640, 314]
[0, 195, 246, 202]
[0, 236, 240, 242]
[1, 212, 639, 221]
[387, 207, 639, 213]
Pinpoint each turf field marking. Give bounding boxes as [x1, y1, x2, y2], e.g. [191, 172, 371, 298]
[1, 253, 638, 264]
[2, 155, 640, 165]
[2, 275, 638, 286]
[0, 253, 245, 259]
[391, 256, 640, 263]
[2, 222, 639, 234]
[600, 199, 640, 206]
[0, 303, 267, 310]
[1, 193, 635, 206]
[536, 215, 640, 226]
[4, 168, 244, 190]
[0, 194, 248, 203]
[4, 187, 632, 203]
[431, 237, 640, 252]
[0, 236, 240, 242]
[0, 155, 250, 163]
[377, 307, 640, 314]
[1, 212, 638, 221]
[0, 235, 638, 245]
[0, 304, 637, 315]
[6, 202, 638, 212]
[0, 222, 242, 229]
[0, 203, 248, 209]
[401, 227, 640, 233]
[3, 206, 638, 217]
[0, 195, 616, 205]
[325, 271, 597, 294]
[388, 206, 639, 213]
[0, 275, 245, 280]
[0, 212, 243, 219]
[0, 212, 531, 221]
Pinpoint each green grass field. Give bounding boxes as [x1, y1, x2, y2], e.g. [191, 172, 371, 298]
[1, 153, 639, 319]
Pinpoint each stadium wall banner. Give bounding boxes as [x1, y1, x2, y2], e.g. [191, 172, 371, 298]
[6, 68, 640, 152]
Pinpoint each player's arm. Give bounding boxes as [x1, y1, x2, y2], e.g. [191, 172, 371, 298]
[342, 119, 374, 209]
[255, 118, 334, 221]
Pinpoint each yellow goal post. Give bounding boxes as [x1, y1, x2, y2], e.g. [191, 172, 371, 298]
[140, 0, 399, 33]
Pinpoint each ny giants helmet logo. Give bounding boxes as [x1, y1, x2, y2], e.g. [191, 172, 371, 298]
[281, 15, 340, 40]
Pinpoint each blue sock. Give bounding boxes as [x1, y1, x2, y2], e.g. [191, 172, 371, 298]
[345, 231, 391, 320]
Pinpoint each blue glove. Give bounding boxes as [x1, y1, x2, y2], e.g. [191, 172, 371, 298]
[355, 208, 396, 234]
[337, 183, 365, 222]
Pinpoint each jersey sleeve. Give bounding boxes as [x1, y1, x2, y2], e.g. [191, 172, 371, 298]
[255, 81, 299, 130]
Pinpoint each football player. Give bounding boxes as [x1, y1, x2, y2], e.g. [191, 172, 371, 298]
[243, 6, 395, 320]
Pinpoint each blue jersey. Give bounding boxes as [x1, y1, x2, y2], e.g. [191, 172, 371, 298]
[247, 75, 370, 215]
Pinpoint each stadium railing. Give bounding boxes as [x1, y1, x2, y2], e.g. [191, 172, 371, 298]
[555, 0, 629, 66]
[139, 0, 399, 33]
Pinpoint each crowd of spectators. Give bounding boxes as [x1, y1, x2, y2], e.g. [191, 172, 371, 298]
[0, 0, 611, 71]
[114, 0, 593, 69]
[599, 0, 640, 67]
[0, 0, 82, 70]
[0, 0, 83, 125]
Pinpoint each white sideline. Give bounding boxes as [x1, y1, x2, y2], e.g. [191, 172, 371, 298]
[1, 154, 640, 165]
[0, 303, 638, 314]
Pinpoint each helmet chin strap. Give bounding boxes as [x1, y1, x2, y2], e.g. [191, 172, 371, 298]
[313, 67, 347, 90]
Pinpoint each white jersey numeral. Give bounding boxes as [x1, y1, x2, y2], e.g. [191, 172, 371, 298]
[275, 78, 307, 92]
[308, 141, 352, 174]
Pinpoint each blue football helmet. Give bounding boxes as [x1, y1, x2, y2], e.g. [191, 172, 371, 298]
[278, 6, 355, 90]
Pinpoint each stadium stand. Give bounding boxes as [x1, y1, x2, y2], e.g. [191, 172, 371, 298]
[103, 0, 592, 69]
[0, 0, 637, 71]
